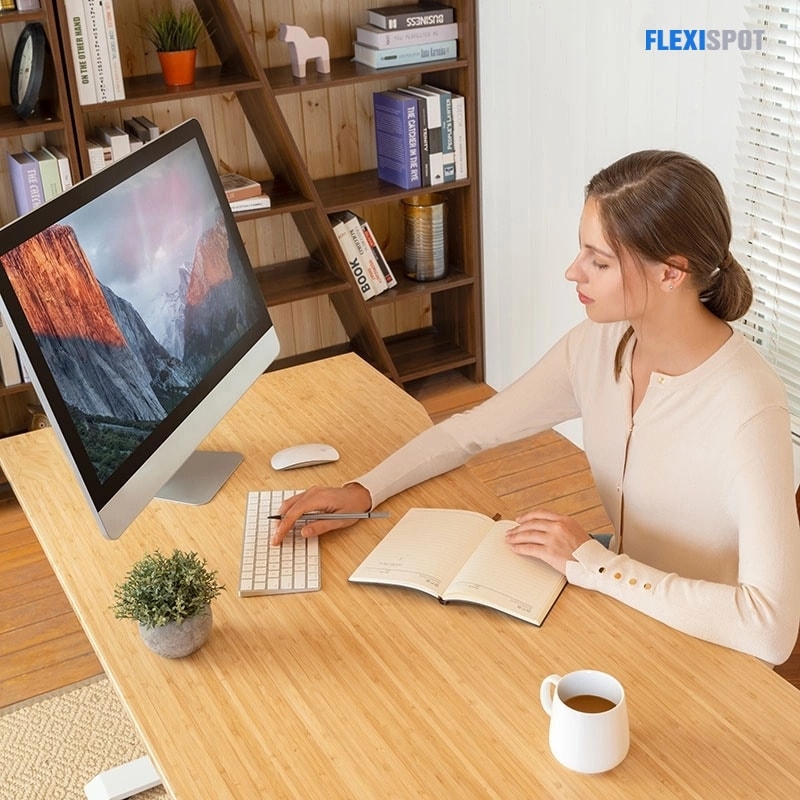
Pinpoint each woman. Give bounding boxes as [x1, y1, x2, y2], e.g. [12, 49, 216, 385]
[274, 150, 800, 665]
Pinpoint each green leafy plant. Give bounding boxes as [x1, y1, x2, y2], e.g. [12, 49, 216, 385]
[112, 549, 224, 628]
[141, 6, 207, 53]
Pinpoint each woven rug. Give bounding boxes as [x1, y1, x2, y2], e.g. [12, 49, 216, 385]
[0, 676, 167, 799]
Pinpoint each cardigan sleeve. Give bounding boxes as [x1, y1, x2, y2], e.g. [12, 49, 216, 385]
[355, 323, 586, 507]
[567, 404, 800, 666]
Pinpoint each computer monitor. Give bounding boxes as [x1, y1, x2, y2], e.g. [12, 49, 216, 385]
[0, 118, 280, 540]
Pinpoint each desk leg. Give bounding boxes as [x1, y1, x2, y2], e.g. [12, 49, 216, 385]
[84, 756, 162, 799]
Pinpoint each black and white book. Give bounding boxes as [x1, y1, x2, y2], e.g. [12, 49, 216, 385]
[367, 3, 455, 31]
[357, 215, 397, 289]
[64, 0, 96, 105]
[330, 211, 387, 294]
[329, 213, 378, 300]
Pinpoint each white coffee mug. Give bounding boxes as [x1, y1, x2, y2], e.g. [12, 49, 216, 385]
[539, 669, 629, 773]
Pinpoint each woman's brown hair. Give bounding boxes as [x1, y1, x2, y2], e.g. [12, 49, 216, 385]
[585, 150, 753, 377]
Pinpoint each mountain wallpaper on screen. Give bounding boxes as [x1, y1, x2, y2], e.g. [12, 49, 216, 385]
[0, 212, 263, 483]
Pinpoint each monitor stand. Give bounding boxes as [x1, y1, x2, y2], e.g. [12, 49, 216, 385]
[156, 450, 243, 505]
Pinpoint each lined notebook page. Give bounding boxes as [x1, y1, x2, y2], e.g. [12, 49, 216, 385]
[349, 508, 494, 596]
[445, 522, 566, 625]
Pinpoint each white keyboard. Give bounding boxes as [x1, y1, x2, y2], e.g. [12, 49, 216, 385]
[238, 490, 321, 596]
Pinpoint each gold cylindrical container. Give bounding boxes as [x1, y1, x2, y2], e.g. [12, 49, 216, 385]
[401, 194, 448, 281]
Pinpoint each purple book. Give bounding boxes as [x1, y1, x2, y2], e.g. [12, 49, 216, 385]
[373, 90, 422, 190]
[7, 152, 44, 216]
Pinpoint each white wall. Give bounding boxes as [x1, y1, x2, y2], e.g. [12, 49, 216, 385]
[477, 0, 748, 444]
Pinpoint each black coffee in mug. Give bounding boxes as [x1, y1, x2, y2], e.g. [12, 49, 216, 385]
[564, 694, 616, 713]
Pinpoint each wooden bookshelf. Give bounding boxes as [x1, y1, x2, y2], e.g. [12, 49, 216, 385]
[0, 0, 483, 432]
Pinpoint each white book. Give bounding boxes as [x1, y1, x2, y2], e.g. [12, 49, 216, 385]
[350, 508, 566, 627]
[86, 138, 111, 173]
[451, 94, 468, 180]
[229, 195, 271, 212]
[329, 214, 377, 300]
[355, 21, 459, 49]
[335, 211, 387, 293]
[357, 215, 397, 289]
[96, 126, 130, 161]
[64, 0, 97, 104]
[84, 0, 115, 102]
[100, 0, 125, 100]
[0, 314, 22, 387]
[43, 146, 73, 191]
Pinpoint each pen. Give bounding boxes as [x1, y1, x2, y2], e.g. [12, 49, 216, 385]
[267, 512, 391, 521]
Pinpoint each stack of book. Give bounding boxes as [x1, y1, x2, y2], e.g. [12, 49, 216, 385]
[85, 117, 160, 174]
[329, 211, 397, 300]
[64, 0, 125, 104]
[6, 146, 73, 215]
[353, 3, 457, 69]
[373, 84, 467, 190]
[220, 172, 271, 212]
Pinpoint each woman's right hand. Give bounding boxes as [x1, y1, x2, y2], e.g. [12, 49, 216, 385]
[270, 483, 373, 545]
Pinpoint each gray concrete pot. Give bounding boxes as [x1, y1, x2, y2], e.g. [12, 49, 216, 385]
[138, 605, 213, 658]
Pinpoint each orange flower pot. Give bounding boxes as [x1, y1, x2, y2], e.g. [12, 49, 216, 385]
[157, 49, 197, 87]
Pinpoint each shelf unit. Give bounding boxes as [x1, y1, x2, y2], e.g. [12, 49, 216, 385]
[0, 0, 483, 435]
[0, 0, 78, 435]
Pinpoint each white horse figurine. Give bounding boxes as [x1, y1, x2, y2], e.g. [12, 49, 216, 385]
[278, 23, 331, 78]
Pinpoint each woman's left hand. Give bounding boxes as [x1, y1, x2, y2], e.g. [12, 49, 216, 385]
[504, 509, 592, 574]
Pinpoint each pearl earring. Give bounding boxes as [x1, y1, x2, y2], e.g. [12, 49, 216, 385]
[669, 284, 674, 291]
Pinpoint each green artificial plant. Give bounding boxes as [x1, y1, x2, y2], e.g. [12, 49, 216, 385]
[112, 549, 224, 628]
[141, 6, 206, 53]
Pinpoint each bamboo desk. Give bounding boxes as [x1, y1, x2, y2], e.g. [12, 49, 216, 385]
[1, 354, 799, 799]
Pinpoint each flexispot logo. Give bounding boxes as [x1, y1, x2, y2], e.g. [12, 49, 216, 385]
[645, 29, 764, 50]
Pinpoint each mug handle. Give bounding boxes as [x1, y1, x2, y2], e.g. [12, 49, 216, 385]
[540, 673, 562, 716]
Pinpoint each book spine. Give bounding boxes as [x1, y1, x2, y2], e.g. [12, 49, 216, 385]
[84, 0, 114, 102]
[421, 85, 455, 182]
[96, 126, 130, 161]
[342, 212, 387, 293]
[451, 94, 468, 181]
[373, 92, 422, 191]
[27, 149, 62, 201]
[358, 215, 397, 289]
[64, 0, 97, 105]
[229, 196, 271, 212]
[14, 0, 42, 9]
[353, 40, 457, 69]
[6, 152, 44, 215]
[367, 5, 455, 31]
[101, 0, 125, 101]
[132, 116, 160, 141]
[330, 217, 376, 300]
[356, 21, 459, 49]
[397, 91, 430, 186]
[402, 87, 445, 185]
[85, 139, 110, 173]
[44, 147, 74, 191]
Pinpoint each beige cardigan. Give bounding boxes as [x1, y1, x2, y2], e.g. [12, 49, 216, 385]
[356, 320, 800, 665]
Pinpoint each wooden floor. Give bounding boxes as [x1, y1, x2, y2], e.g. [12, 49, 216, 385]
[1, 376, 797, 710]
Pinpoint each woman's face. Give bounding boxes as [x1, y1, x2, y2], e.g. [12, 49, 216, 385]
[565, 198, 649, 323]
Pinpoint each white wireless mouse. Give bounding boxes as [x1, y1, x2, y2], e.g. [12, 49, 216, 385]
[270, 443, 340, 471]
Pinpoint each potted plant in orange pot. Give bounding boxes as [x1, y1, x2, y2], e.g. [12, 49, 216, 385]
[142, 6, 207, 87]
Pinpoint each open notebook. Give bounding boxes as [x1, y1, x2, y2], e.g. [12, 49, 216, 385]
[349, 507, 566, 625]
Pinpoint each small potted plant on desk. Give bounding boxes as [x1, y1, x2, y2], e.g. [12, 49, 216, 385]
[141, 6, 207, 87]
[112, 549, 224, 658]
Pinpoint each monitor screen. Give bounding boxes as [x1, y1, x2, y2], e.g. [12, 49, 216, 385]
[0, 118, 280, 540]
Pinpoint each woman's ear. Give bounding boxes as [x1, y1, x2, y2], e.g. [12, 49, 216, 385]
[661, 256, 689, 293]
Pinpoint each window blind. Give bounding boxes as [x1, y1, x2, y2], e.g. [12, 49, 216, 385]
[733, 2, 800, 435]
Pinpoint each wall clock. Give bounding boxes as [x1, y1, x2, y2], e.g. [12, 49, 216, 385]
[10, 22, 47, 120]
